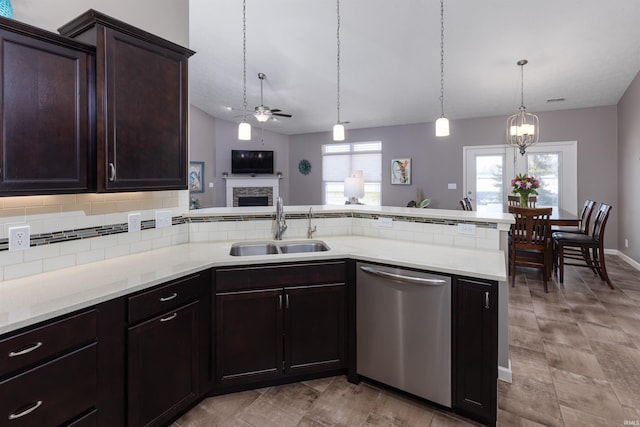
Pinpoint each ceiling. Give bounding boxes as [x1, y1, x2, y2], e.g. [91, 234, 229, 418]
[189, 0, 640, 136]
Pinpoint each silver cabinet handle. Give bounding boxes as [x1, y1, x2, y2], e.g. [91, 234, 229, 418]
[278, 295, 283, 310]
[160, 313, 177, 322]
[8, 342, 43, 358]
[485, 291, 490, 309]
[359, 266, 447, 286]
[285, 294, 290, 309]
[9, 400, 43, 420]
[108, 163, 116, 181]
[159, 293, 177, 302]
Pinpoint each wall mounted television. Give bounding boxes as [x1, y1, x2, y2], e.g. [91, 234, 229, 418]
[231, 150, 274, 174]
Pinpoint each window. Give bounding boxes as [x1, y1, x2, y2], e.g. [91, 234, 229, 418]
[322, 142, 382, 205]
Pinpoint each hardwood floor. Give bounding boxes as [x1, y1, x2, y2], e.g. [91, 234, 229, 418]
[174, 255, 640, 426]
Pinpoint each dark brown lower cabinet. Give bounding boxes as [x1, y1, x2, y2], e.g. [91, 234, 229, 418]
[127, 301, 200, 427]
[453, 276, 498, 426]
[214, 262, 348, 390]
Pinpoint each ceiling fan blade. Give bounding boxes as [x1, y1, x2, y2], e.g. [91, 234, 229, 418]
[272, 113, 292, 118]
[270, 109, 281, 113]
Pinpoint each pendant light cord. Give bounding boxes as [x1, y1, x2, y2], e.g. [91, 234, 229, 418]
[242, 0, 248, 120]
[439, 0, 445, 117]
[336, 0, 341, 124]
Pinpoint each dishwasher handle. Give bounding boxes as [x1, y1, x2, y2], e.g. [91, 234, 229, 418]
[359, 266, 447, 286]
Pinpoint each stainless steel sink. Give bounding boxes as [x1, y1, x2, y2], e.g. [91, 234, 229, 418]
[278, 241, 330, 254]
[229, 240, 329, 256]
[229, 242, 279, 256]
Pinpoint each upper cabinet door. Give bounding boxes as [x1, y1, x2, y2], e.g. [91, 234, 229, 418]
[60, 10, 194, 192]
[0, 19, 95, 195]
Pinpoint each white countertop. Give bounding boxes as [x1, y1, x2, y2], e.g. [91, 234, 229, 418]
[0, 236, 506, 335]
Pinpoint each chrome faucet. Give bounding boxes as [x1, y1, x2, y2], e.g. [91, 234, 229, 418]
[274, 196, 287, 240]
[307, 207, 317, 239]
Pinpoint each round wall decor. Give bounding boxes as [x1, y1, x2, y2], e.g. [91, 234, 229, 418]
[298, 159, 312, 175]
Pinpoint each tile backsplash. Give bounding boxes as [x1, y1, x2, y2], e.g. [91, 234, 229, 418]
[0, 196, 502, 281]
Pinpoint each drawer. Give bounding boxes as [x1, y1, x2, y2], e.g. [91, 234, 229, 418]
[216, 261, 346, 292]
[128, 273, 201, 324]
[66, 409, 97, 427]
[0, 310, 97, 377]
[0, 343, 97, 427]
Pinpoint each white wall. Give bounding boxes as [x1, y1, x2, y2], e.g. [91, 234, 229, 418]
[12, 0, 188, 46]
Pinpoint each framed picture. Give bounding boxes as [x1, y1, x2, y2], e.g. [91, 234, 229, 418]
[391, 158, 411, 185]
[189, 161, 204, 193]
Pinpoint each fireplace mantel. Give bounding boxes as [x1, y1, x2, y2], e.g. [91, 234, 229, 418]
[225, 176, 280, 207]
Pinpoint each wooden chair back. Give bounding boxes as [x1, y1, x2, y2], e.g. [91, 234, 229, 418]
[463, 197, 473, 211]
[591, 203, 612, 243]
[508, 195, 536, 207]
[578, 199, 597, 233]
[510, 207, 552, 249]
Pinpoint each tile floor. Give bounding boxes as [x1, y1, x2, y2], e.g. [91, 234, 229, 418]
[174, 255, 640, 426]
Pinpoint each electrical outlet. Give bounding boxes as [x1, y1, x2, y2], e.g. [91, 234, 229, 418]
[128, 213, 141, 233]
[625, 239, 629, 248]
[8, 225, 30, 252]
[155, 210, 172, 228]
[457, 223, 476, 235]
[378, 217, 393, 228]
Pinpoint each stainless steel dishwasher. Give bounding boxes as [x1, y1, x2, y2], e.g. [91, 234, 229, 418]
[356, 262, 451, 408]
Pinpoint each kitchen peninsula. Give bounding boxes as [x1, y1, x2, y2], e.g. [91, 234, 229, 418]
[0, 205, 513, 426]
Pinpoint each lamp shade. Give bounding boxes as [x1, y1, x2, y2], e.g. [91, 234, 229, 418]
[238, 121, 251, 140]
[333, 123, 345, 141]
[435, 117, 450, 137]
[344, 170, 364, 199]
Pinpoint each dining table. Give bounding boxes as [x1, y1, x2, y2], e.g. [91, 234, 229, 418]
[506, 206, 580, 227]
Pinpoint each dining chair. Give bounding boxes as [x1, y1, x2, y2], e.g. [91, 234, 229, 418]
[463, 197, 473, 211]
[551, 199, 596, 234]
[507, 195, 536, 207]
[552, 203, 614, 289]
[509, 207, 553, 292]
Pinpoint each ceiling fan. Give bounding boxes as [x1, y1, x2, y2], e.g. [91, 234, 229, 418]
[253, 73, 292, 123]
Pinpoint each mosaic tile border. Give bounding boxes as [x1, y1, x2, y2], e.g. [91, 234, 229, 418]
[0, 211, 497, 252]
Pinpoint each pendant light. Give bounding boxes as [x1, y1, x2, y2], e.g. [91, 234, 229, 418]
[506, 59, 539, 155]
[435, 0, 449, 137]
[238, 0, 251, 141]
[333, 0, 345, 141]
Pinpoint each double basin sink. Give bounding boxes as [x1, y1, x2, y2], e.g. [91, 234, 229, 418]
[229, 240, 330, 256]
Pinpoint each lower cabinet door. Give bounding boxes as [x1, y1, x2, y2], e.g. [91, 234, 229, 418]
[127, 301, 200, 427]
[215, 289, 283, 386]
[453, 277, 498, 426]
[285, 284, 346, 375]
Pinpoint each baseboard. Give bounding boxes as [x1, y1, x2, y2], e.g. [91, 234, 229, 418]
[498, 359, 512, 383]
[605, 249, 640, 271]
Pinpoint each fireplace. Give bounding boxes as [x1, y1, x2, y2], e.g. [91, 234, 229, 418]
[238, 196, 269, 207]
[226, 177, 279, 207]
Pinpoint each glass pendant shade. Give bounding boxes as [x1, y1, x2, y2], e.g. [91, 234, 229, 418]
[238, 121, 251, 140]
[333, 123, 345, 141]
[435, 117, 450, 137]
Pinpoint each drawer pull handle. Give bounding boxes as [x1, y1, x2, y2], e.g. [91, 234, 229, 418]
[8, 342, 43, 357]
[108, 163, 116, 181]
[159, 293, 178, 302]
[485, 291, 490, 309]
[160, 313, 177, 322]
[9, 400, 43, 420]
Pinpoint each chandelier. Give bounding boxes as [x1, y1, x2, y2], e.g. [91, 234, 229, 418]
[506, 59, 539, 155]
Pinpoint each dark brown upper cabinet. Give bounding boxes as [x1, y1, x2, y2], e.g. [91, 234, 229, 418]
[0, 16, 95, 196]
[59, 10, 194, 192]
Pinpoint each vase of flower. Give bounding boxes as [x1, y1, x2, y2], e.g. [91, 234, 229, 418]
[511, 173, 540, 207]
